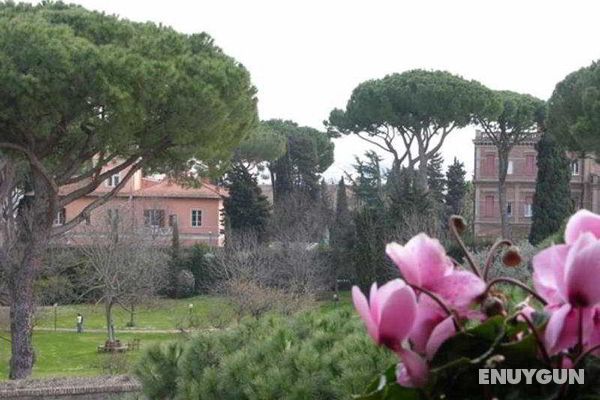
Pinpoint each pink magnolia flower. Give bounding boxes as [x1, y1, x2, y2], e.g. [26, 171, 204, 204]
[409, 296, 457, 359]
[352, 279, 429, 387]
[385, 233, 486, 314]
[533, 225, 600, 354]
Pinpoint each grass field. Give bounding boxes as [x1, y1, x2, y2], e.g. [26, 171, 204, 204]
[0, 331, 180, 378]
[0, 294, 346, 379]
[33, 295, 235, 331]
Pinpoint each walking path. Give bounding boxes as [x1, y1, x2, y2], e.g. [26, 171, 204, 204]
[33, 327, 220, 334]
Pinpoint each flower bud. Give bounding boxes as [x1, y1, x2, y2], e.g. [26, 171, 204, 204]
[502, 246, 522, 267]
[450, 216, 467, 234]
[482, 296, 506, 317]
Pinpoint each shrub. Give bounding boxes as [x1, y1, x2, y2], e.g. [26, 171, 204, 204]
[179, 244, 217, 294]
[175, 269, 195, 298]
[135, 307, 395, 400]
[34, 276, 76, 305]
[134, 341, 185, 400]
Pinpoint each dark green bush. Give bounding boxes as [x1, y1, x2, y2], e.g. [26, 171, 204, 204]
[134, 341, 185, 400]
[135, 306, 395, 400]
[34, 275, 76, 305]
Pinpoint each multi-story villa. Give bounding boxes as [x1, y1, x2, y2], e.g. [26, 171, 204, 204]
[57, 159, 227, 246]
[472, 131, 600, 238]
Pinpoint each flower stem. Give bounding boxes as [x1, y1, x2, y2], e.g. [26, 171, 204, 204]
[448, 215, 481, 278]
[574, 344, 600, 367]
[485, 277, 547, 306]
[517, 311, 551, 365]
[482, 239, 512, 281]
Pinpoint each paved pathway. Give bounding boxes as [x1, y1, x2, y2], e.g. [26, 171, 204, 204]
[33, 327, 219, 334]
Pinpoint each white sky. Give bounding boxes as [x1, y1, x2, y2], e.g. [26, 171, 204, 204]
[25, 0, 600, 181]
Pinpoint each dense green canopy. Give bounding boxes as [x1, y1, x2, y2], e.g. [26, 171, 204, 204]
[264, 119, 334, 203]
[0, 2, 258, 379]
[547, 61, 600, 155]
[327, 69, 491, 189]
[0, 1, 257, 178]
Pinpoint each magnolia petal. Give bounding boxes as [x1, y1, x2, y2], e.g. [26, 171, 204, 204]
[565, 209, 600, 244]
[352, 286, 378, 343]
[369, 283, 380, 324]
[545, 304, 576, 355]
[396, 348, 429, 388]
[378, 283, 417, 350]
[532, 244, 569, 305]
[386, 242, 420, 286]
[565, 238, 600, 306]
[409, 296, 446, 353]
[425, 316, 456, 359]
[431, 270, 485, 314]
[407, 233, 453, 288]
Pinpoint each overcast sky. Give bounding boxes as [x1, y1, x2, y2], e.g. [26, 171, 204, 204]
[26, 0, 600, 181]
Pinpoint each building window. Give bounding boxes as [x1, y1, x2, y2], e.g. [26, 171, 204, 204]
[571, 160, 580, 176]
[191, 209, 202, 227]
[506, 202, 512, 217]
[144, 209, 165, 227]
[106, 173, 121, 187]
[525, 155, 535, 175]
[484, 154, 495, 176]
[53, 208, 66, 226]
[507, 160, 514, 175]
[524, 196, 533, 217]
[484, 195, 494, 217]
[168, 214, 178, 227]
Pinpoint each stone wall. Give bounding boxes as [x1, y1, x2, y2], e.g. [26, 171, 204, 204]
[0, 375, 142, 400]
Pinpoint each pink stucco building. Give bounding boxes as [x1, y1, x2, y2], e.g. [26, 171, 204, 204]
[473, 130, 600, 238]
[56, 159, 227, 246]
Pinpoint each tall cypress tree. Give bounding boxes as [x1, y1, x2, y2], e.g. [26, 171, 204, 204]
[224, 163, 271, 241]
[529, 133, 572, 244]
[445, 157, 467, 217]
[427, 152, 446, 205]
[330, 178, 355, 289]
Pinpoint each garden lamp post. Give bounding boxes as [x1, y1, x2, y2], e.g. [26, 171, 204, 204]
[53, 303, 58, 331]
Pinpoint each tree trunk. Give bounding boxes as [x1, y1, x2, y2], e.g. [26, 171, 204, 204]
[416, 142, 429, 193]
[129, 304, 135, 327]
[105, 299, 115, 343]
[9, 171, 55, 379]
[8, 251, 37, 379]
[497, 149, 511, 239]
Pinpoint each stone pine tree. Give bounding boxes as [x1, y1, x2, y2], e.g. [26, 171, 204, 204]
[475, 90, 545, 238]
[529, 133, 572, 244]
[547, 60, 600, 155]
[0, 3, 257, 379]
[327, 69, 490, 191]
[223, 163, 271, 242]
[264, 119, 334, 206]
[445, 157, 467, 217]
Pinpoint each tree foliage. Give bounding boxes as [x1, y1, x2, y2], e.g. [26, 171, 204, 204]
[547, 60, 600, 155]
[427, 152, 446, 205]
[0, 2, 257, 378]
[475, 90, 545, 238]
[224, 163, 271, 241]
[327, 70, 489, 189]
[265, 119, 334, 205]
[445, 157, 467, 217]
[529, 133, 572, 244]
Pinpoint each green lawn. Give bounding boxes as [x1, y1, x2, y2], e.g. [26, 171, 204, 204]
[34, 295, 235, 331]
[0, 331, 180, 379]
[0, 294, 346, 379]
